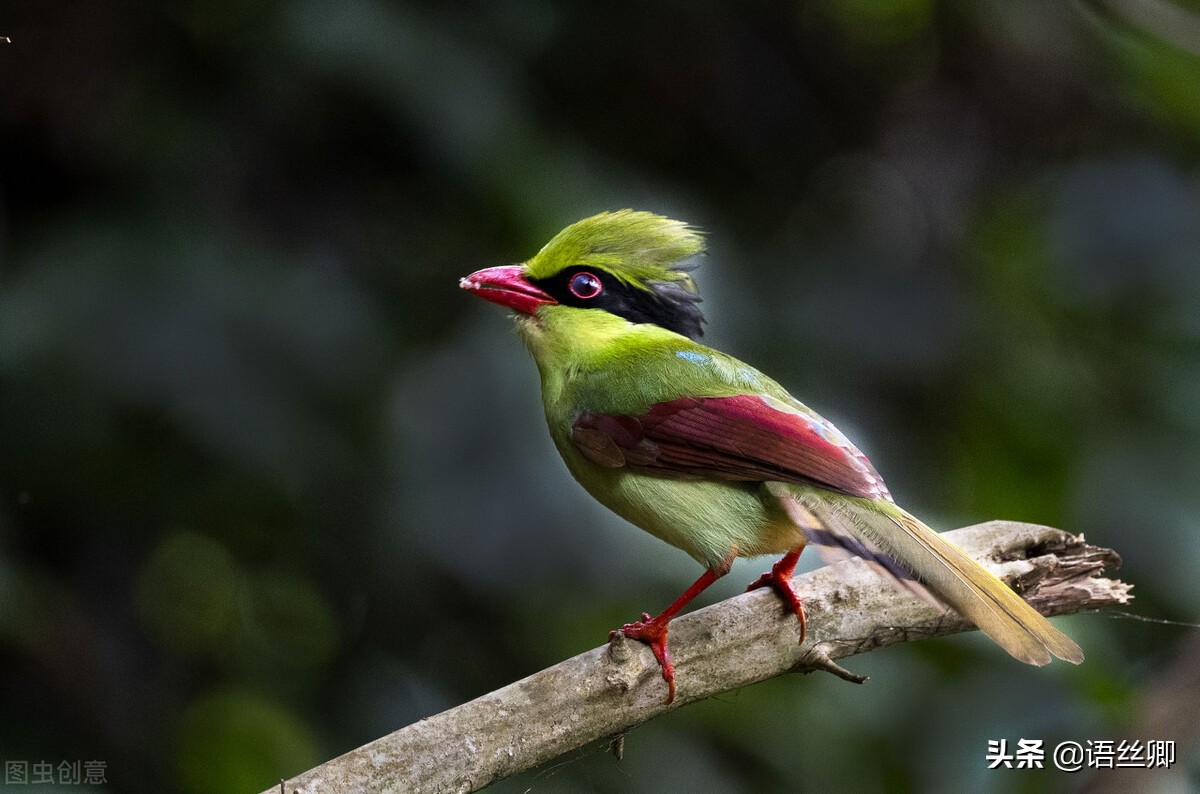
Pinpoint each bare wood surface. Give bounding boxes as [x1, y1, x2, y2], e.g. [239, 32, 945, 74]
[263, 521, 1131, 794]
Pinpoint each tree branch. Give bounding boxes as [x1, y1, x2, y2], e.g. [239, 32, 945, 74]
[264, 521, 1131, 794]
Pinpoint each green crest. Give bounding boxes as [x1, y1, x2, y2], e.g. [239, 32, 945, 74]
[525, 210, 704, 292]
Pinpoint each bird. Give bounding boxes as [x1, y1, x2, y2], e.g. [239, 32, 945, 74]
[459, 209, 1083, 704]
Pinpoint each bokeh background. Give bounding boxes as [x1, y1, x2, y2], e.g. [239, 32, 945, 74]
[2, 1, 1199, 792]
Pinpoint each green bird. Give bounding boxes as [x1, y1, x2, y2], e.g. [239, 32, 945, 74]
[460, 210, 1083, 703]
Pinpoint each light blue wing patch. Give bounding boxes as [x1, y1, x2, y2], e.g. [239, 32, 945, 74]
[675, 350, 711, 365]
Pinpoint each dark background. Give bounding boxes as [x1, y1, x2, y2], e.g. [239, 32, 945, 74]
[2, 1, 1198, 792]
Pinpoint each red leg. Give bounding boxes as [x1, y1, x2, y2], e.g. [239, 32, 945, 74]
[746, 547, 807, 644]
[611, 560, 730, 704]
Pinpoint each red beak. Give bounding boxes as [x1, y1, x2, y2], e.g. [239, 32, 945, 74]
[459, 265, 557, 314]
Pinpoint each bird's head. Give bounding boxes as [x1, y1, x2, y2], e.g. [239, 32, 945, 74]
[460, 210, 706, 339]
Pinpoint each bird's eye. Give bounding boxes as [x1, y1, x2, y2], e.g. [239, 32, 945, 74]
[568, 271, 603, 300]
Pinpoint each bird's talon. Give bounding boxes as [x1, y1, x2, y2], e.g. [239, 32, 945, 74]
[662, 676, 676, 705]
[747, 550, 808, 644]
[610, 615, 678, 704]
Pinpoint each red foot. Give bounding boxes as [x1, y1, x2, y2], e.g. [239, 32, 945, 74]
[607, 565, 728, 704]
[611, 614, 676, 704]
[746, 549, 807, 644]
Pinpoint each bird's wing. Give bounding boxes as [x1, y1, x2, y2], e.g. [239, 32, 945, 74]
[572, 393, 939, 597]
[571, 393, 891, 500]
[572, 392, 962, 606]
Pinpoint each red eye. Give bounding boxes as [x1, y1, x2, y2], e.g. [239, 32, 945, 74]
[568, 272, 603, 299]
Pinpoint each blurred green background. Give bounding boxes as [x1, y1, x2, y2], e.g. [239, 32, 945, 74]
[2, 1, 1198, 792]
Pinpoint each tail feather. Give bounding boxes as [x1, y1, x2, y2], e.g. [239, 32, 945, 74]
[773, 485, 1083, 666]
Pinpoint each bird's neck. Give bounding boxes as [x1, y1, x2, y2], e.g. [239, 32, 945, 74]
[515, 306, 642, 369]
[516, 306, 676, 411]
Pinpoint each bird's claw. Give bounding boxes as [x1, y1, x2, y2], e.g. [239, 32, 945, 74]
[747, 565, 807, 645]
[610, 615, 677, 704]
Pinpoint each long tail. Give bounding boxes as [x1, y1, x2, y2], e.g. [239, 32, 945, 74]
[770, 484, 1084, 666]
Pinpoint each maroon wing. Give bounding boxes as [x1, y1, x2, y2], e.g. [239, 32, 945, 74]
[571, 394, 892, 501]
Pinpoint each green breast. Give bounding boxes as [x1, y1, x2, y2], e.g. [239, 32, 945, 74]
[524, 307, 805, 568]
